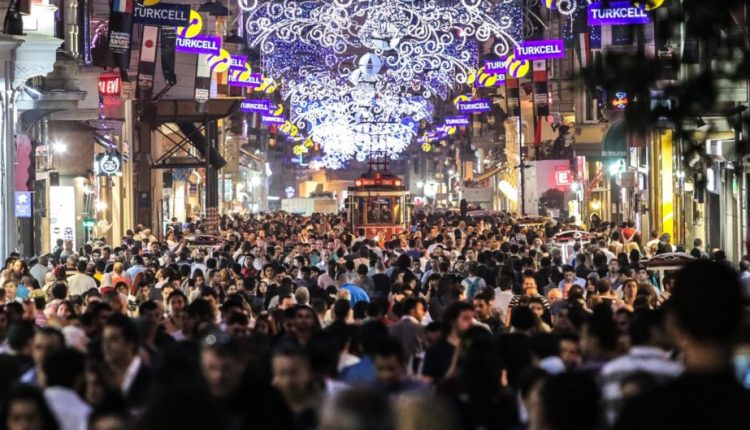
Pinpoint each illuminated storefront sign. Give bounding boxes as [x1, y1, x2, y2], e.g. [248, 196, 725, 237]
[175, 35, 221, 54]
[261, 115, 286, 125]
[240, 99, 271, 113]
[445, 116, 470, 126]
[483, 59, 507, 74]
[228, 72, 263, 87]
[133, 2, 190, 26]
[98, 73, 121, 96]
[230, 55, 247, 69]
[514, 39, 565, 60]
[588, 2, 650, 26]
[457, 99, 491, 113]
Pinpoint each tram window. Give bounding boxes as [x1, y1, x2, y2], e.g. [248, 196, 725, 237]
[367, 197, 396, 225]
[356, 197, 365, 225]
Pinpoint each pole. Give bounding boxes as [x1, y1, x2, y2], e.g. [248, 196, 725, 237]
[519, 116, 525, 215]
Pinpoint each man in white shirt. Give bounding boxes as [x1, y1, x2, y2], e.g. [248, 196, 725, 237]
[66, 261, 97, 297]
[494, 276, 515, 321]
[29, 255, 50, 288]
[43, 348, 91, 430]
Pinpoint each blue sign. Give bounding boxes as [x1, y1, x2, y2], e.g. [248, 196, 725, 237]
[15, 191, 31, 218]
[457, 99, 492, 113]
[176, 35, 221, 55]
[133, 2, 191, 27]
[514, 39, 565, 61]
[445, 116, 470, 126]
[588, 2, 650, 26]
[261, 115, 286, 125]
[240, 99, 271, 113]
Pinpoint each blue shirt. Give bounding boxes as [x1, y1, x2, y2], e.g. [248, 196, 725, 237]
[15, 284, 29, 299]
[341, 283, 370, 306]
[340, 356, 376, 385]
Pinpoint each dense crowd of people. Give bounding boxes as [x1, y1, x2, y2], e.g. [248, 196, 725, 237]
[0, 211, 749, 430]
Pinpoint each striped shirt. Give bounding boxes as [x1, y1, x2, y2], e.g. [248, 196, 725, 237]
[508, 294, 550, 310]
[600, 346, 682, 425]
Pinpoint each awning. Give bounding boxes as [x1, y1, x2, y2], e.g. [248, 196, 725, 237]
[602, 119, 628, 158]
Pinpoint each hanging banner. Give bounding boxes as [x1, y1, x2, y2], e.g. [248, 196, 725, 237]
[49, 186, 76, 249]
[506, 78, 521, 117]
[532, 60, 550, 117]
[136, 25, 160, 102]
[230, 55, 247, 69]
[240, 99, 272, 113]
[588, 2, 650, 26]
[15, 192, 31, 219]
[514, 39, 565, 60]
[107, 0, 135, 72]
[228, 71, 263, 87]
[160, 26, 177, 85]
[484, 59, 507, 74]
[176, 35, 221, 55]
[133, 2, 190, 26]
[261, 115, 286, 125]
[444, 116, 470, 126]
[95, 152, 123, 176]
[194, 53, 212, 102]
[457, 99, 492, 113]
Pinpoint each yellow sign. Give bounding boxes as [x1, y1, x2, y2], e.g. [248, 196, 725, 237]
[177, 10, 202, 39]
[207, 49, 231, 73]
[273, 104, 284, 116]
[634, 0, 664, 11]
[421, 142, 432, 152]
[142, 0, 162, 5]
[505, 54, 530, 78]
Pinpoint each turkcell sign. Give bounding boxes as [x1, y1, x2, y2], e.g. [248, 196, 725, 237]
[229, 72, 263, 87]
[445, 116, 470, 126]
[514, 39, 565, 60]
[484, 59, 507, 74]
[588, 2, 650, 26]
[176, 35, 221, 54]
[230, 55, 247, 69]
[261, 115, 286, 125]
[240, 99, 271, 113]
[133, 2, 190, 26]
[457, 99, 491, 113]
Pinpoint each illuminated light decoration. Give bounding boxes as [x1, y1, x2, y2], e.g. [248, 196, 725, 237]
[556, 0, 580, 16]
[176, 9, 202, 38]
[505, 54, 530, 78]
[612, 91, 628, 109]
[422, 142, 432, 152]
[588, 1, 650, 25]
[292, 144, 307, 156]
[514, 39, 565, 60]
[98, 73, 122, 96]
[175, 35, 221, 54]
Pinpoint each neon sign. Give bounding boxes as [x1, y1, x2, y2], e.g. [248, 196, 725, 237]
[514, 39, 565, 60]
[588, 2, 650, 26]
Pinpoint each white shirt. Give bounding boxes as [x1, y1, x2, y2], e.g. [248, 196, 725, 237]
[122, 355, 143, 395]
[45, 387, 91, 430]
[494, 289, 514, 317]
[66, 273, 97, 297]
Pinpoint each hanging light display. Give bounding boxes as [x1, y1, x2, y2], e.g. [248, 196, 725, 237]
[237, 0, 526, 168]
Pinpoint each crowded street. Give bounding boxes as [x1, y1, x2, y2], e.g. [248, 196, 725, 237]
[0, 0, 750, 429]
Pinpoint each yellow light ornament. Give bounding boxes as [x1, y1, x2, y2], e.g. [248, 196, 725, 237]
[177, 10, 202, 39]
[422, 142, 432, 152]
[505, 54, 530, 78]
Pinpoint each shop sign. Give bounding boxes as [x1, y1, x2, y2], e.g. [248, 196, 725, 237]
[95, 152, 122, 176]
[445, 116, 470, 126]
[514, 39, 565, 60]
[240, 99, 271, 113]
[176, 35, 221, 55]
[14, 191, 31, 218]
[133, 2, 190, 26]
[588, 2, 650, 26]
[457, 99, 491, 113]
[555, 169, 573, 187]
[230, 55, 247, 69]
[98, 73, 122, 96]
